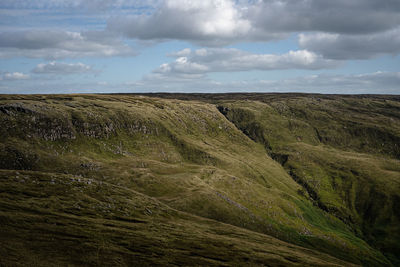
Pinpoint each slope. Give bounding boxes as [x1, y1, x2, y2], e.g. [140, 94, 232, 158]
[215, 95, 400, 265]
[1, 169, 358, 267]
[0, 94, 395, 266]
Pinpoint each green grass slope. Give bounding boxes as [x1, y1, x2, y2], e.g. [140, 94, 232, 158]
[1, 169, 359, 267]
[0, 94, 397, 266]
[215, 95, 400, 265]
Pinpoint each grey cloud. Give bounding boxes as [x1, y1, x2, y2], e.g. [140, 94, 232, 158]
[105, 0, 400, 59]
[32, 61, 94, 74]
[153, 48, 339, 75]
[249, 0, 400, 35]
[0, 30, 136, 59]
[299, 27, 400, 59]
[108, 0, 400, 46]
[3, 0, 400, 60]
[108, 0, 284, 46]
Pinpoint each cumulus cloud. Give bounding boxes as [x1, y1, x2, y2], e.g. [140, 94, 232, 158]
[1, 0, 399, 95]
[0, 72, 30, 81]
[105, 0, 400, 59]
[108, 0, 284, 46]
[32, 61, 94, 74]
[153, 48, 338, 76]
[248, 0, 400, 35]
[299, 27, 400, 59]
[107, 0, 400, 46]
[2, 0, 400, 59]
[0, 30, 136, 59]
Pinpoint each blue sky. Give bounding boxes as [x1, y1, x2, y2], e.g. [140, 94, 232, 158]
[0, 0, 399, 94]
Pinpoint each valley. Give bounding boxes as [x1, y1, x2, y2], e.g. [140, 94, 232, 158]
[1, 93, 399, 266]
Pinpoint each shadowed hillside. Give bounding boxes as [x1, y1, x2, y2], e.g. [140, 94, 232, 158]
[1, 93, 399, 266]
[214, 96, 400, 262]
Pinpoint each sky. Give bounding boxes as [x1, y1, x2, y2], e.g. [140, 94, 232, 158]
[0, 0, 399, 94]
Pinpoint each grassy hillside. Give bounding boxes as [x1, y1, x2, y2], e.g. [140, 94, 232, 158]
[0, 93, 399, 266]
[214, 95, 400, 265]
[1, 169, 358, 267]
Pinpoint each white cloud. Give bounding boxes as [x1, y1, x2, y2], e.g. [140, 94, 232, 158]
[167, 48, 192, 57]
[0, 72, 30, 81]
[1, 0, 399, 95]
[108, 0, 284, 46]
[1, 71, 399, 94]
[107, 0, 400, 47]
[133, 71, 400, 94]
[32, 61, 94, 74]
[153, 48, 338, 76]
[0, 30, 136, 59]
[2, 0, 400, 60]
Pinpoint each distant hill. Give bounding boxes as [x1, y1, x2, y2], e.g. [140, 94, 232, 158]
[1, 93, 399, 266]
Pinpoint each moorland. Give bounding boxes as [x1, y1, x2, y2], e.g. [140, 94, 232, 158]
[1, 93, 399, 266]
